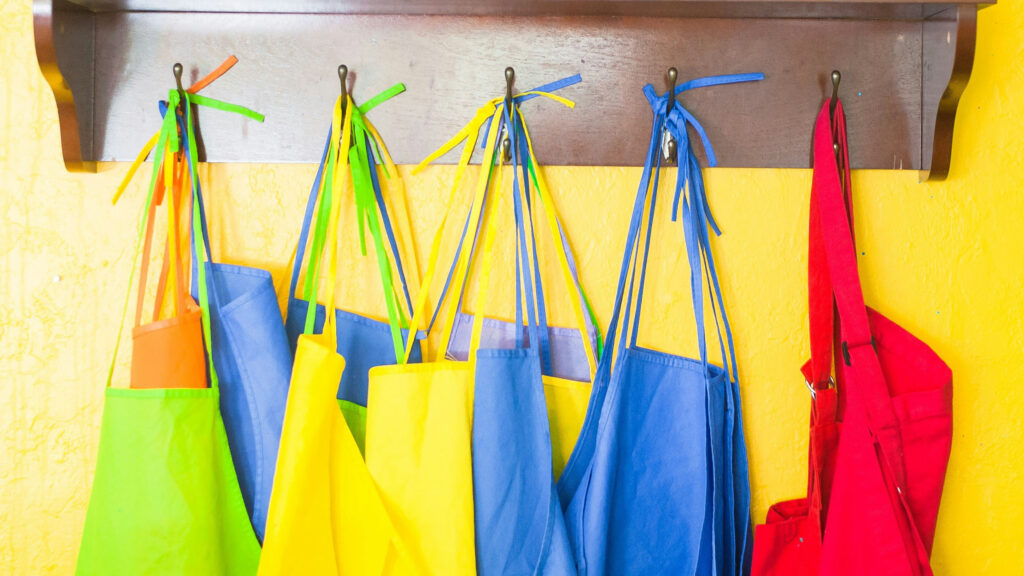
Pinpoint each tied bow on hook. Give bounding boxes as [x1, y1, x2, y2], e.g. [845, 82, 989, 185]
[643, 72, 764, 240]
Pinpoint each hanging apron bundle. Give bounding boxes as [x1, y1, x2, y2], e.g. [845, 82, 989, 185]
[259, 87, 424, 575]
[750, 99, 953, 576]
[365, 75, 588, 575]
[77, 59, 263, 575]
[156, 61, 295, 543]
[283, 85, 422, 452]
[557, 73, 762, 576]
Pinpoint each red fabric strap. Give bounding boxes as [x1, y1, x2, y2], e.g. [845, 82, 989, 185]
[810, 101, 901, 444]
[811, 101, 935, 575]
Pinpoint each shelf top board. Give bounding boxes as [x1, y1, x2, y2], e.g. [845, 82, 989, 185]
[63, 0, 987, 20]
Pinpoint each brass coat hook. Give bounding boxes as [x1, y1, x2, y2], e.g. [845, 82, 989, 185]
[171, 63, 187, 146]
[172, 62, 185, 113]
[500, 66, 515, 162]
[662, 67, 679, 163]
[829, 69, 841, 123]
[830, 69, 841, 156]
[338, 65, 349, 115]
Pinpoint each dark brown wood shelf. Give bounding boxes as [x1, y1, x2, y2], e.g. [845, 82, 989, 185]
[33, 0, 990, 180]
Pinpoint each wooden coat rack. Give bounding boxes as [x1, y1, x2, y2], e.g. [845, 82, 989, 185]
[33, 0, 989, 180]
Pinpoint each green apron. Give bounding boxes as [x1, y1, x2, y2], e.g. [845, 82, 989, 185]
[75, 388, 261, 575]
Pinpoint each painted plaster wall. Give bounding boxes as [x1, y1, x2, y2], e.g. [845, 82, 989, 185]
[1, 0, 1022, 573]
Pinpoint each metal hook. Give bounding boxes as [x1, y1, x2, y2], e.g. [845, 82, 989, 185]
[338, 65, 349, 115]
[662, 67, 679, 163]
[504, 67, 515, 110]
[173, 63, 184, 94]
[500, 67, 515, 162]
[666, 67, 677, 116]
[172, 62, 186, 114]
[171, 63, 187, 146]
[829, 69, 841, 123]
[829, 70, 846, 189]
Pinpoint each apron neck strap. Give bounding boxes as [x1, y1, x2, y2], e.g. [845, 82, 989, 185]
[291, 85, 412, 362]
[403, 74, 583, 365]
[597, 73, 763, 389]
[106, 57, 263, 389]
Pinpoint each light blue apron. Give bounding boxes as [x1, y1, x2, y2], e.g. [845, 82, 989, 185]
[471, 93, 580, 575]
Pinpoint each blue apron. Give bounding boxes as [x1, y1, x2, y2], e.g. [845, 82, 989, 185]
[557, 73, 761, 576]
[173, 102, 292, 544]
[284, 126, 422, 450]
[470, 96, 581, 576]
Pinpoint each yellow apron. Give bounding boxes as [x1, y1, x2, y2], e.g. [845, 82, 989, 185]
[258, 96, 422, 576]
[365, 92, 596, 576]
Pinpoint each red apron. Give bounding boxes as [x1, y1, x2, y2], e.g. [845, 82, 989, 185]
[751, 100, 953, 576]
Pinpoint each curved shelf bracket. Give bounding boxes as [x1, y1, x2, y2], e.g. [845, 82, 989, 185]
[921, 3, 979, 181]
[33, 0, 96, 173]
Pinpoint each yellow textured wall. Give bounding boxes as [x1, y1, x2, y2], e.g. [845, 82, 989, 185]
[2, 0, 1023, 573]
